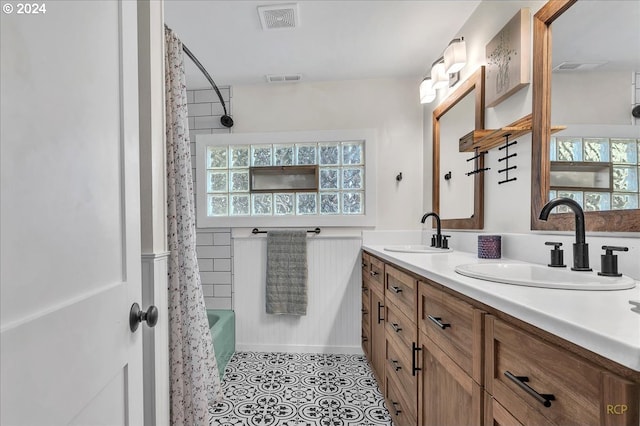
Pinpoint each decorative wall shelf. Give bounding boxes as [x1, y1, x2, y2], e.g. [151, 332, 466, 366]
[459, 114, 566, 152]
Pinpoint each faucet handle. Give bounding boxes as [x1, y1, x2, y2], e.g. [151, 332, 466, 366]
[430, 234, 437, 247]
[602, 245, 629, 253]
[598, 246, 628, 277]
[545, 241, 566, 268]
[441, 235, 450, 250]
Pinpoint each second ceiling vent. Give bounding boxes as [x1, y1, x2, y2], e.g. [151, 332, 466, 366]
[266, 74, 302, 83]
[257, 3, 299, 30]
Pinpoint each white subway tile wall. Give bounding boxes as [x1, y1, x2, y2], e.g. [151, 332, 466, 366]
[188, 87, 234, 309]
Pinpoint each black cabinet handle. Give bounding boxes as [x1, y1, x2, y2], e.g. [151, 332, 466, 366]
[391, 322, 402, 333]
[411, 342, 422, 376]
[361, 336, 368, 343]
[390, 286, 403, 294]
[377, 301, 384, 324]
[504, 371, 555, 408]
[390, 359, 402, 372]
[428, 315, 451, 329]
[370, 270, 379, 276]
[362, 262, 367, 268]
[391, 401, 402, 416]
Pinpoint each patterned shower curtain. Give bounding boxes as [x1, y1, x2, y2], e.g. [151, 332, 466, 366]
[165, 26, 222, 426]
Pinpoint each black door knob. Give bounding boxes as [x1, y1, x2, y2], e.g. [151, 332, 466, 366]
[129, 303, 159, 332]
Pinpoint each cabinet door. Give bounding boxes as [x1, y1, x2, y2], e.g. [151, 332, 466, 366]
[371, 288, 386, 388]
[419, 332, 482, 426]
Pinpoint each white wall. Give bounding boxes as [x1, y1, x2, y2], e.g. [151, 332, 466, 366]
[553, 71, 632, 124]
[232, 78, 424, 230]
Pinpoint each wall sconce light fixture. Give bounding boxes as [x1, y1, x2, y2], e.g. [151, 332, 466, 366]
[419, 36, 467, 104]
[444, 37, 467, 74]
[419, 76, 436, 104]
[430, 57, 448, 90]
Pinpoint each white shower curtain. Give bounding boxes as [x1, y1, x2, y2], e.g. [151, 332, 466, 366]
[165, 26, 222, 426]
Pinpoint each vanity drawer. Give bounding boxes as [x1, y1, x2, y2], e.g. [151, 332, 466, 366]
[366, 255, 385, 295]
[386, 336, 417, 414]
[362, 252, 370, 271]
[385, 303, 417, 352]
[385, 368, 417, 426]
[486, 316, 639, 426]
[385, 265, 417, 321]
[419, 282, 483, 382]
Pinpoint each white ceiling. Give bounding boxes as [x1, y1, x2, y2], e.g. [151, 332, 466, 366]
[163, 0, 481, 89]
[552, 0, 640, 72]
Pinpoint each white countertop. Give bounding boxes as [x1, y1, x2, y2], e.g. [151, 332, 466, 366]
[362, 244, 640, 372]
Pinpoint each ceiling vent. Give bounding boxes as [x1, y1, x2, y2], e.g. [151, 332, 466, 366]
[553, 61, 607, 71]
[266, 74, 302, 83]
[258, 3, 299, 30]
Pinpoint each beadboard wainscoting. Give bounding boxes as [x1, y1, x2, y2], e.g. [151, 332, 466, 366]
[233, 235, 363, 354]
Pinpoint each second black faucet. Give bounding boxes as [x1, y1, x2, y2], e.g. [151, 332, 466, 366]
[539, 197, 591, 271]
[421, 212, 444, 248]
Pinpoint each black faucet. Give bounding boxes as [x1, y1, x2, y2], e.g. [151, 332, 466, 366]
[538, 197, 591, 271]
[421, 212, 442, 248]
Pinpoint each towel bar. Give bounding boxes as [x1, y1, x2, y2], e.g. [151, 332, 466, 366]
[251, 227, 321, 235]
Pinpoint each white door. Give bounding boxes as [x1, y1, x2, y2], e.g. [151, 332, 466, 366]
[1, 1, 144, 424]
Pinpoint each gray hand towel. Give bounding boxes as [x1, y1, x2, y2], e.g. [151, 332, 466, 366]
[266, 230, 308, 315]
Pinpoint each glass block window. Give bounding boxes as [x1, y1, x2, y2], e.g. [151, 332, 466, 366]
[549, 136, 640, 211]
[203, 140, 366, 218]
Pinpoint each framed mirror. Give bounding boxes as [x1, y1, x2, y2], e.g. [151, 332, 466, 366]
[433, 66, 485, 229]
[531, 0, 640, 231]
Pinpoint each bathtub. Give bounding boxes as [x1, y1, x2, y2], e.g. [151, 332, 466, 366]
[206, 309, 235, 380]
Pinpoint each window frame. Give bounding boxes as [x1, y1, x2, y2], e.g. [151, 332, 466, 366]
[195, 129, 377, 228]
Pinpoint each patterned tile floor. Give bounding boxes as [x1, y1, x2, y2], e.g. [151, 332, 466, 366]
[209, 352, 394, 426]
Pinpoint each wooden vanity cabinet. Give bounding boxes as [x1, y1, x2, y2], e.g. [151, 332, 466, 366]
[485, 316, 640, 426]
[361, 250, 640, 426]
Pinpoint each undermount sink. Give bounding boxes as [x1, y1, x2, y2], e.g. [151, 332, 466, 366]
[384, 245, 452, 253]
[455, 262, 637, 291]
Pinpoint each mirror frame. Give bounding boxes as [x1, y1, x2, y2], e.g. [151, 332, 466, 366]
[433, 65, 485, 229]
[531, 0, 640, 232]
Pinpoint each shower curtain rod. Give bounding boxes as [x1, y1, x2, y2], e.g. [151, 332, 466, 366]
[165, 24, 234, 127]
